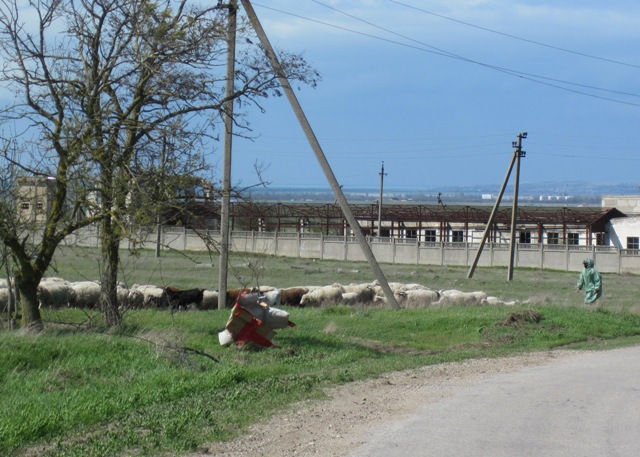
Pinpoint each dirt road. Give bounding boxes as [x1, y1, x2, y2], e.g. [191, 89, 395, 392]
[349, 345, 640, 456]
[190, 348, 636, 456]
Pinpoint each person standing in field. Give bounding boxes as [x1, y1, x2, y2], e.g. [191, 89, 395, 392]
[576, 258, 602, 304]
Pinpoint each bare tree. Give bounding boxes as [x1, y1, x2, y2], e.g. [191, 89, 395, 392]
[0, 0, 320, 329]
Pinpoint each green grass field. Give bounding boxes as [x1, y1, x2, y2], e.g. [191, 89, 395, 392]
[2, 246, 640, 456]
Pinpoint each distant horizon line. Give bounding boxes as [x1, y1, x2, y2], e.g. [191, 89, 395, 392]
[249, 181, 639, 194]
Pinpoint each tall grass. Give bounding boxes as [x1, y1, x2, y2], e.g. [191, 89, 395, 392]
[2, 247, 640, 456]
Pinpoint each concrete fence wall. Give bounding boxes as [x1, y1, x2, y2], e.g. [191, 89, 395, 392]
[63, 226, 640, 274]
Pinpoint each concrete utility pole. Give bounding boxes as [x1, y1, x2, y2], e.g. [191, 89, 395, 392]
[377, 161, 386, 237]
[507, 132, 526, 281]
[218, 0, 237, 310]
[467, 132, 526, 279]
[240, 0, 400, 309]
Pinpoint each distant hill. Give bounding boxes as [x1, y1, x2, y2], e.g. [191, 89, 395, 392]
[243, 182, 639, 206]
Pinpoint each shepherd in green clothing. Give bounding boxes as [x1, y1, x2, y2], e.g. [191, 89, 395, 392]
[576, 258, 602, 304]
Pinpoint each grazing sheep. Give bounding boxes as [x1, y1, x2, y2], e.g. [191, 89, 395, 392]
[37, 279, 71, 309]
[68, 281, 102, 309]
[162, 287, 205, 311]
[372, 281, 409, 298]
[480, 296, 519, 306]
[436, 289, 488, 306]
[115, 286, 133, 309]
[341, 283, 376, 305]
[132, 284, 168, 308]
[199, 290, 219, 310]
[300, 284, 345, 307]
[279, 287, 309, 307]
[397, 289, 440, 308]
[123, 288, 144, 309]
[340, 292, 359, 306]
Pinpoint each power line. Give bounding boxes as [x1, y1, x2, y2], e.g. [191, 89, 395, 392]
[388, 0, 640, 70]
[252, 2, 640, 107]
[308, 0, 640, 103]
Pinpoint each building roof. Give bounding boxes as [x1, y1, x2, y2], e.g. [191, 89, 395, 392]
[229, 202, 626, 231]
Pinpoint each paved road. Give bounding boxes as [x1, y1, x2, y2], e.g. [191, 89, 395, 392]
[349, 346, 640, 457]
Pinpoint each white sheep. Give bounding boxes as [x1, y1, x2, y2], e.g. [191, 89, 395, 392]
[341, 283, 376, 305]
[68, 281, 102, 309]
[114, 286, 142, 310]
[37, 279, 71, 308]
[340, 292, 362, 306]
[480, 296, 519, 306]
[397, 288, 441, 308]
[372, 281, 412, 298]
[200, 290, 219, 310]
[436, 289, 488, 306]
[131, 284, 167, 308]
[300, 284, 345, 307]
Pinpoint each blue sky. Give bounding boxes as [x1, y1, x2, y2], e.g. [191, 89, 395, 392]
[225, 0, 640, 192]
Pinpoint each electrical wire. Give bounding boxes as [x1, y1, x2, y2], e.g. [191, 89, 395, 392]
[251, 2, 640, 107]
[388, 0, 640, 70]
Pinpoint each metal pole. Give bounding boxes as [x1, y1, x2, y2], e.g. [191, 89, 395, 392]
[508, 132, 526, 281]
[218, 1, 237, 309]
[240, 0, 400, 309]
[377, 161, 385, 237]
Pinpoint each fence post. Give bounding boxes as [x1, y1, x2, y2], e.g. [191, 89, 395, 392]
[274, 231, 278, 255]
[392, 237, 396, 264]
[252, 230, 256, 253]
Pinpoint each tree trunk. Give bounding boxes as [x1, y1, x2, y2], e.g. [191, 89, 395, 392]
[100, 217, 122, 327]
[15, 274, 43, 332]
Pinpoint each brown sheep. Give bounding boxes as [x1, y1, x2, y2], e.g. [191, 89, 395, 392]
[279, 287, 310, 307]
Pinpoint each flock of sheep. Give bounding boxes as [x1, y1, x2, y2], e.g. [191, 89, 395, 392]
[0, 277, 519, 311]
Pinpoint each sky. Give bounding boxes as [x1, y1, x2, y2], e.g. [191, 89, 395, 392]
[223, 0, 640, 193]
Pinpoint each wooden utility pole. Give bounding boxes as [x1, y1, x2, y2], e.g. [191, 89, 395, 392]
[240, 0, 400, 309]
[507, 132, 526, 281]
[377, 162, 386, 237]
[467, 132, 526, 279]
[218, 0, 237, 309]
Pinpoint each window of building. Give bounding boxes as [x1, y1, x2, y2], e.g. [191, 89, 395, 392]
[452, 230, 464, 243]
[547, 232, 559, 245]
[405, 229, 417, 239]
[627, 237, 639, 250]
[424, 229, 437, 243]
[567, 233, 579, 245]
[36, 201, 44, 211]
[21, 202, 30, 210]
[595, 233, 606, 246]
[519, 231, 531, 244]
